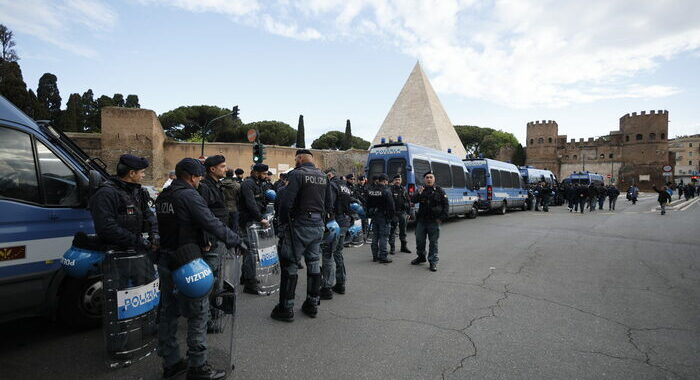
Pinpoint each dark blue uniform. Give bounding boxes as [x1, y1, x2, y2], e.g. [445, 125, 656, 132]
[366, 183, 394, 262]
[155, 179, 240, 371]
[389, 183, 410, 253]
[321, 176, 357, 294]
[238, 176, 266, 290]
[411, 185, 448, 267]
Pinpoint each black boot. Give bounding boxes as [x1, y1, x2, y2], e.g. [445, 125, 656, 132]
[332, 283, 345, 294]
[186, 362, 226, 380]
[163, 359, 187, 379]
[389, 246, 395, 255]
[301, 299, 318, 318]
[411, 256, 427, 265]
[429, 263, 437, 272]
[272, 272, 296, 322]
[400, 242, 411, 253]
[320, 287, 333, 300]
[379, 257, 393, 264]
[270, 304, 294, 322]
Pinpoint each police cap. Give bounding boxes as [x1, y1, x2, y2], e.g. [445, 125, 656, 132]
[204, 154, 225, 168]
[346, 173, 354, 179]
[324, 167, 336, 175]
[176, 158, 205, 177]
[392, 174, 401, 180]
[252, 163, 269, 172]
[119, 154, 149, 170]
[423, 171, 434, 178]
[377, 174, 388, 181]
[295, 149, 313, 156]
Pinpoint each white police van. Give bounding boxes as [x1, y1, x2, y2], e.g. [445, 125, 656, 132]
[463, 157, 528, 214]
[0, 95, 107, 328]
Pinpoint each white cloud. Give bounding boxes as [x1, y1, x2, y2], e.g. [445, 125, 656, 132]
[0, 0, 117, 58]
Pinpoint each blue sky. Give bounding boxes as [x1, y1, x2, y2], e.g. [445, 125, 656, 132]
[2, 0, 700, 146]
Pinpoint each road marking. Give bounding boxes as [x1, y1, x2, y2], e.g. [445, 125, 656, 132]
[679, 197, 700, 212]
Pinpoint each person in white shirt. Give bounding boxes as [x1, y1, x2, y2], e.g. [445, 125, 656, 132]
[162, 171, 176, 189]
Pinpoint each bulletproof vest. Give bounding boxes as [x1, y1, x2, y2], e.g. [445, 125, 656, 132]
[418, 186, 445, 219]
[102, 179, 145, 237]
[366, 184, 385, 210]
[335, 177, 353, 216]
[292, 165, 327, 216]
[155, 185, 201, 250]
[201, 177, 229, 225]
[391, 184, 407, 211]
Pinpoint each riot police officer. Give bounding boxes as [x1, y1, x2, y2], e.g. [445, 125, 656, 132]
[198, 155, 230, 332]
[220, 169, 241, 233]
[89, 154, 158, 254]
[366, 174, 395, 264]
[271, 149, 330, 321]
[410, 171, 449, 272]
[238, 163, 270, 294]
[389, 174, 411, 254]
[320, 168, 357, 300]
[155, 158, 242, 380]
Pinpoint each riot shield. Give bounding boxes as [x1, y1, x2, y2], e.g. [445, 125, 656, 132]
[102, 249, 160, 368]
[247, 224, 280, 295]
[210, 246, 242, 373]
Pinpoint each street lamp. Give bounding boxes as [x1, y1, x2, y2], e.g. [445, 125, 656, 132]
[200, 105, 239, 158]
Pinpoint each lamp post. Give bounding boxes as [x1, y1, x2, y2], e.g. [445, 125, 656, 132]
[200, 105, 239, 158]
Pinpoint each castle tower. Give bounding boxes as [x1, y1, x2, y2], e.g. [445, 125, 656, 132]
[525, 120, 560, 174]
[372, 62, 467, 157]
[618, 110, 669, 188]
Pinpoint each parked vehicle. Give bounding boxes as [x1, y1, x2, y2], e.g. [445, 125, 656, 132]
[463, 157, 528, 214]
[561, 171, 605, 187]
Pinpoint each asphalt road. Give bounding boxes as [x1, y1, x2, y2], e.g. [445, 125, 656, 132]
[2, 193, 699, 379]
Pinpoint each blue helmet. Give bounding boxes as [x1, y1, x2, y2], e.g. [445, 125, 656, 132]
[325, 220, 340, 242]
[349, 202, 365, 216]
[348, 225, 362, 237]
[172, 258, 214, 299]
[264, 189, 277, 201]
[61, 247, 104, 278]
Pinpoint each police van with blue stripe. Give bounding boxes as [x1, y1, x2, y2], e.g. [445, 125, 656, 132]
[366, 138, 479, 219]
[519, 166, 557, 186]
[0, 95, 107, 328]
[561, 171, 605, 186]
[463, 157, 527, 214]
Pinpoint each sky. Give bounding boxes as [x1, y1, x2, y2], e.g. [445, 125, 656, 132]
[2, 0, 700, 147]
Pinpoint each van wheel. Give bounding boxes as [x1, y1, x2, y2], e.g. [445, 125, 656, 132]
[466, 206, 478, 219]
[58, 277, 103, 330]
[498, 202, 507, 215]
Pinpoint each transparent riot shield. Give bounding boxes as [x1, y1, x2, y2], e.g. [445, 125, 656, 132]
[209, 246, 242, 372]
[102, 249, 160, 368]
[247, 224, 280, 295]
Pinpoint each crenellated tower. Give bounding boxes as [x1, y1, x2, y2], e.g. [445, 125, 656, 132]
[525, 120, 559, 173]
[617, 110, 669, 186]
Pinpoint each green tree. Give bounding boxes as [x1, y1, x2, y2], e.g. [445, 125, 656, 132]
[0, 24, 19, 63]
[81, 89, 98, 132]
[342, 119, 352, 150]
[125, 94, 140, 108]
[454, 125, 518, 158]
[60, 93, 83, 132]
[311, 130, 370, 150]
[97, 95, 114, 109]
[25, 89, 43, 120]
[159, 105, 239, 141]
[242, 121, 296, 146]
[36, 73, 62, 125]
[0, 61, 30, 113]
[512, 143, 526, 166]
[112, 93, 125, 107]
[296, 115, 305, 148]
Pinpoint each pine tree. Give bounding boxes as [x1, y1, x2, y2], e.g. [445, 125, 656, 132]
[296, 114, 305, 148]
[125, 94, 140, 108]
[0, 61, 29, 111]
[112, 93, 125, 107]
[0, 24, 19, 63]
[81, 89, 98, 132]
[512, 143, 526, 166]
[36, 73, 62, 126]
[61, 93, 83, 132]
[25, 89, 42, 119]
[342, 119, 353, 150]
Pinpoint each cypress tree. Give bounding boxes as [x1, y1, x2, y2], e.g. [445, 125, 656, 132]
[296, 114, 305, 148]
[36, 73, 61, 125]
[81, 89, 98, 132]
[342, 119, 353, 150]
[61, 93, 83, 132]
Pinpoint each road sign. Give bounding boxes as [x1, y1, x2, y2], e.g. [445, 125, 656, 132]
[247, 129, 257, 143]
[606, 174, 611, 178]
[198, 156, 206, 163]
[662, 172, 672, 177]
[662, 165, 672, 172]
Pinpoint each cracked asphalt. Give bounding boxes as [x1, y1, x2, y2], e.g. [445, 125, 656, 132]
[1, 194, 698, 379]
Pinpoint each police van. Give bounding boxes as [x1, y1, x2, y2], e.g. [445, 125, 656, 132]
[519, 166, 557, 185]
[0, 95, 107, 328]
[463, 157, 527, 214]
[561, 171, 605, 186]
[366, 139, 479, 218]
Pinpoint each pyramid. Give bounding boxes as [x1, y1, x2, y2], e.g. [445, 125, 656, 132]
[372, 62, 467, 158]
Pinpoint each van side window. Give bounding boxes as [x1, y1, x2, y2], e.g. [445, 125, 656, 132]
[464, 170, 473, 189]
[368, 159, 385, 183]
[512, 172, 522, 188]
[471, 168, 486, 188]
[490, 169, 501, 187]
[0, 128, 40, 203]
[413, 159, 431, 185]
[387, 158, 407, 185]
[432, 162, 452, 188]
[500, 170, 512, 188]
[451, 165, 466, 188]
[36, 141, 80, 206]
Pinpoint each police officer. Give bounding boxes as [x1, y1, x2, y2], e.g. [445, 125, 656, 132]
[89, 154, 158, 254]
[389, 174, 411, 254]
[354, 175, 370, 241]
[271, 149, 330, 321]
[220, 169, 241, 233]
[239, 163, 270, 294]
[155, 158, 242, 380]
[320, 168, 357, 300]
[540, 182, 552, 212]
[366, 174, 395, 264]
[411, 171, 449, 272]
[198, 155, 230, 332]
[234, 168, 245, 183]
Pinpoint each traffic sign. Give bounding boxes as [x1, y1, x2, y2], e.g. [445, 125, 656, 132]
[247, 129, 257, 143]
[662, 172, 672, 177]
[662, 165, 672, 172]
[606, 174, 611, 178]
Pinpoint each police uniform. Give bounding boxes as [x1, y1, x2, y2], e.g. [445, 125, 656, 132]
[155, 158, 241, 380]
[366, 174, 395, 263]
[410, 180, 449, 271]
[238, 164, 268, 293]
[389, 178, 411, 254]
[320, 172, 357, 299]
[271, 150, 330, 320]
[220, 174, 241, 232]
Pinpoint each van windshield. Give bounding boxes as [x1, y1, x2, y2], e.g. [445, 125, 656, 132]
[472, 168, 486, 188]
[387, 158, 406, 185]
[368, 159, 385, 181]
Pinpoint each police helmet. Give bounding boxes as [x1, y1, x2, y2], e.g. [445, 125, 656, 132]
[264, 189, 277, 201]
[61, 247, 104, 278]
[324, 220, 340, 242]
[348, 225, 362, 237]
[172, 258, 215, 298]
[349, 202, 365, 217]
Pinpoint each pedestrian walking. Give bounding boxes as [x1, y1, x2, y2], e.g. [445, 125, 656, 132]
[606, 185, 620, 210]
[627, 185, 639, 205]
[596, 184, 607, 210]
[652, 185, 672, 215]
[410, 171, 449, 272]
